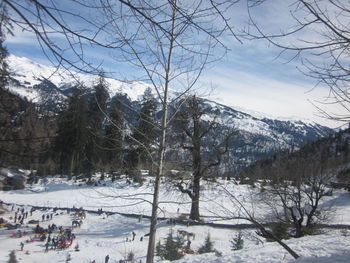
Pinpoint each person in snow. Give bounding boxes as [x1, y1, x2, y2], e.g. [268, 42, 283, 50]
[132, 231, 136, 241]
[187, 239, 191, 249]
[45, 241, 50, 252]
[105, 254, 110, 263]
[20, 242, 24, 251]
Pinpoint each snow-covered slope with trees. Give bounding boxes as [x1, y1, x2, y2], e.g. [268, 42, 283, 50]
[6, 55, 333, 170]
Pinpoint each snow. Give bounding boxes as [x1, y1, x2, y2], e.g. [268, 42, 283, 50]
[7, 55, 149, 102]
[0, 177, 350, 263]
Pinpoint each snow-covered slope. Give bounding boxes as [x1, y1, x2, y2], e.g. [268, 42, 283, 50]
[190, 98, 333, 169]
[7, 55, 149, 103]
[0, 177, 350, 263]
[6, 55, 333, 169]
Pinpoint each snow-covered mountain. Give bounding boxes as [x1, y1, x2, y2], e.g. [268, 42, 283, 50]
[6, 55, 333, 169]
[7, 55, 149, 104]
[182, 98, 332, 170]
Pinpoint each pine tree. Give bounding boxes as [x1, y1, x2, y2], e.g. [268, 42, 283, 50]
[0, 41, 9, 89]
[127, 87, 157, 174]
[198, 233, 214, 254]
[54, 86, 89, 178]
[156, 230, 184, 261]
[85, 76, 109, 174]
[155, 240, 162, 257]
[89, 75, 109, 129]
[230, 231, 244, 251]
[0, 1, 13, 88]
[0, 2, 13, 166]
[135, 87, 157, 162]
[104, 93, 127, 172]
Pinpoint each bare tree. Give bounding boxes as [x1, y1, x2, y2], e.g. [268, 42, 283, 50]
[259, 148, 334, 238]
[172, 95, 236, 221]
[246, 0, 350, 123]
[217, 185, 300, 259]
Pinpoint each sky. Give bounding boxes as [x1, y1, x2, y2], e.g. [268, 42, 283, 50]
[4, 0, 348, 128]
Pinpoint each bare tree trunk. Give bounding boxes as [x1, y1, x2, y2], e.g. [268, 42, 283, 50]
[190, 153, 201, 221]
[69, 154, 74, 180]
[146, 7, 175, 262]
[146, 98, 168, 263]
[189, 190, 200, 220]
[274, 237, 300, 259]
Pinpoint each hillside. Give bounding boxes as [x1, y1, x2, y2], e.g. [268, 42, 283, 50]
[241, 127, 350, 184]
[4, 55, 333, 171]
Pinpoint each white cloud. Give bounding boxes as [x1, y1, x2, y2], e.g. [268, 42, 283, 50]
[6, 26, 38, 45]
[200, 65, 345, 128]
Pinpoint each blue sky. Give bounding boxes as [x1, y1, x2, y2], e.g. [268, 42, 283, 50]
[5, 0, 346, 128]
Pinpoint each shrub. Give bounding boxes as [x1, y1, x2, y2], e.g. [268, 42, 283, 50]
[302, 224, 321, 236]
[271, 222, 290, 240]
[260, 222, 290, 242]
[8, 251, 17, 263]
[127, 251, 135, 262]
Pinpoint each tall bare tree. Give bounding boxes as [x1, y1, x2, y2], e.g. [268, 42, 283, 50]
[173, 95, 236, 221]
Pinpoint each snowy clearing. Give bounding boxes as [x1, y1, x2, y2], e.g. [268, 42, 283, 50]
[0, 177, 350, 263]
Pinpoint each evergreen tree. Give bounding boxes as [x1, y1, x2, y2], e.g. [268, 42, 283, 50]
[127, 87, 157, 172]
[89, 75, 109, 129]
[198, 233, 215, 254]
[54, 86, 89, 178]
[104, 93, 126, 172]
[230, 231, 244, 251]
[0, 41, 9, 89]
[155, 240, 162, 257]
[0, 2, 13, 166]
[0, 1, 13, 88]
[156, 230, 184, 261]
[85, 76, 109, 174]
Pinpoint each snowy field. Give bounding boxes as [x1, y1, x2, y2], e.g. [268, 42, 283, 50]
[0, 176, 350, 263]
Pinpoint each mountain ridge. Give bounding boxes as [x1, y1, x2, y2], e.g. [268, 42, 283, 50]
[5, 54, 334, 170]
